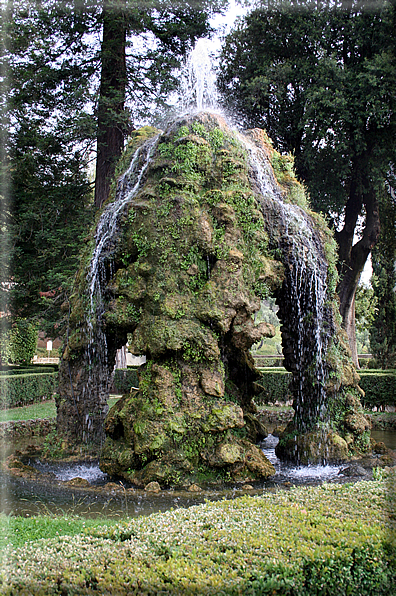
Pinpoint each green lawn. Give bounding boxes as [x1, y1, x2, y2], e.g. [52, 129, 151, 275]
[0, 396, 121, 423]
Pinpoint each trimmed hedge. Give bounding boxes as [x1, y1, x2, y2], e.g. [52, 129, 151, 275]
[0, 366, 57, 377]
[0, 372, 58, 409]
[113, 367, 139, 394]
[256, 367, 292, 405]
[358, 369, 396, 410]
[255, 368, 396, 410]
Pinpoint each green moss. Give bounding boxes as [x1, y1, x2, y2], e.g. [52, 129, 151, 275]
[271, 151, 309, 209]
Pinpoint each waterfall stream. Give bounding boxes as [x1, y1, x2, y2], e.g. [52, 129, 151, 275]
[85, 135, 160, 376]
[79, 134, 160, 440]
[88, 134, 160, 339]
[239, 132, 330, 429]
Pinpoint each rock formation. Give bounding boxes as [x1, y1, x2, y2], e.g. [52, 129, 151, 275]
[57, 112, 370, 486]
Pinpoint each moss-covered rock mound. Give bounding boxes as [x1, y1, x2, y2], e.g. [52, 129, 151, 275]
[58, 112, 370, 485]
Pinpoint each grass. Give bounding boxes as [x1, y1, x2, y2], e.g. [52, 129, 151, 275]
[0, 514, 120, 551]
[0, 396, 121, 423]
[0, 400, 57, 422]
[1, 479, 395, 595]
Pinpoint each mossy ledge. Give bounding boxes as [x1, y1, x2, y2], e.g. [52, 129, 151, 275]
[57, 112, 370, 486]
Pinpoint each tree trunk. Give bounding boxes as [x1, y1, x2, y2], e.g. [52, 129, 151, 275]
[94, 0, 127, 210]
[345, 293, 359, 367]
[335, 175, 380, 366]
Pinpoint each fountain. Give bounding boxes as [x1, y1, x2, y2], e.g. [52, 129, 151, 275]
[55, 40, 371, 488]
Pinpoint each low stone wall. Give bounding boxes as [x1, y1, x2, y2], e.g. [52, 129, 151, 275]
[256, 407, 294, 431]
[0, 418, 56, 440]
[367, 413, 396, 431]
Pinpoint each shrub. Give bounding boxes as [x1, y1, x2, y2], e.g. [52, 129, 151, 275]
[0, 319, 38, 365]
[1, 481, 394, 595]
[255, 368, 396, 411]
[0, 366, 57, 376]
[358, 369, 396, 410]
[255, 368, 292, 405]
[0, 372, 58, 409]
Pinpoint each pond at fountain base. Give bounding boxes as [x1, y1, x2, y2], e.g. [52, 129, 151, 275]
[2, 434, 391, 519]
[371, 430, 396, 451]
[261, 434, 343, 483]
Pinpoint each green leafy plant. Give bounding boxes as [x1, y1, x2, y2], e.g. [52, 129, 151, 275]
[0, 319, 38, 365]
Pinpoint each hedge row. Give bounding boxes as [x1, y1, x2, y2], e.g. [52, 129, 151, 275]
[358, 370, 396, 410]
[113, 367, 139, 394]
[255, 368, 396, 410]
[255, 367, 292, 405]
[0, 366, 57, 377]
[2, 366, 393, 411]
[0, 372, 58, 409]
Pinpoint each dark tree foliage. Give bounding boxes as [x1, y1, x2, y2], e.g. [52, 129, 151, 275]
[370, 186, 396, 368]
[2, 0, 96, 334]
[218, 0, 396, 364]
[2, 0, 227, 331]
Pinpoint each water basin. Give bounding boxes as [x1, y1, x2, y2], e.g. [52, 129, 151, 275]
[371, 430, 396, 451]
[32, 460, 109, 485]
[261, 434, 342, 484]
[2, 433, 392, 519]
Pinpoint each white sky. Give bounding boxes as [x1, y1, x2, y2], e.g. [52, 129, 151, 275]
[210, 0, 248, 32]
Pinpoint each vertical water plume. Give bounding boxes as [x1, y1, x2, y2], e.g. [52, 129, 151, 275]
[180, 39, 219, 112]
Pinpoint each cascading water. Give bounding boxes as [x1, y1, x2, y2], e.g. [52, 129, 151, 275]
[78, 135, 160, 442]
[239, 133, 331, 432]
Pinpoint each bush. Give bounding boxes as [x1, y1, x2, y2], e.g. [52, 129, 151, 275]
[1, 481, 394, 595]
[255, 368, 396, 411]
[358, 369, 396, 410]
[0, 319, 38, 365]
[0, 372, 58, 409]
[113, 367, 139, 394]
[255, 367, 292, 405]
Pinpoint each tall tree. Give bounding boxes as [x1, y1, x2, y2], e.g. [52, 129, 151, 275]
[218, 0, 396, 364]
[3, 0, 97, 333]
[94, 0, 127, 209]
[370, 185, 396, 368]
